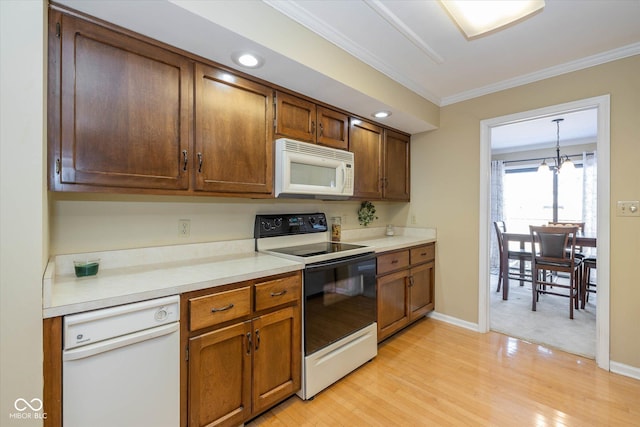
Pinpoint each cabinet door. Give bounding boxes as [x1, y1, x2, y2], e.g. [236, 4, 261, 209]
[410, 261, 435, 321]
[384, 130, 410, 201]
[275, 91, 316, 142]
[349, 118, 383, 199]
[195, 64, 274, 194]
[55, 15, 191, 190]
[189, 321, 252, 427]
[252, 306, 301, 415]
[316, 106, 349, 150]
[377, 270, 409, 342]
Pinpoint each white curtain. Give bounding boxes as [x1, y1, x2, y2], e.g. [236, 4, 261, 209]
[582, 151, 597, 254]
[490, 160, 505, 270]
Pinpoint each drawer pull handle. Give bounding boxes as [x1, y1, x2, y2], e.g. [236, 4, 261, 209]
[420, 252, 427, 256]
[211, 303, 234, 313]
[246, 332, 252, 355]
[391, 260, 399, 264]
[255, 329, 260, 350]
[270, 290, 287, 297]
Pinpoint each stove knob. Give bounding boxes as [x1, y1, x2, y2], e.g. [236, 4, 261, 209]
[262, 221, 272, 231]
[274, 218, 283, 228]
[309, 217, 316, 224]
[318, 217, 326, 226]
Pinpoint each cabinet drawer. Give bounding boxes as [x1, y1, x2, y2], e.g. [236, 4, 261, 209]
[255, 275, 300, 312]
[377, 250, 410, 275]
[410, 244, 435, 265]
[189, 286, 251, 331]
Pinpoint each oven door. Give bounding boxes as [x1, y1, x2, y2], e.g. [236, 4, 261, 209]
[303, 253, 376, 355]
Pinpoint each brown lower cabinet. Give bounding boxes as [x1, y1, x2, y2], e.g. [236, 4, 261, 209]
[183, 271, 302, 427]
[376, 243, 435, 342]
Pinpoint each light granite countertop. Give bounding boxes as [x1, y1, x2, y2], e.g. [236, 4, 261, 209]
[43, 227, 436, 318]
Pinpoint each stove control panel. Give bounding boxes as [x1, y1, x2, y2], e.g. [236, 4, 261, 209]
[255, 213, 328, 238]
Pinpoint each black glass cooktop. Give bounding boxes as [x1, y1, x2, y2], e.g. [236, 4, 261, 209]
[269, 242, 367, 257]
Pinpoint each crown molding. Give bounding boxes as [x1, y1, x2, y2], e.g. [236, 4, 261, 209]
[441, 42, 640, 106]
[262, 0, 442, 105]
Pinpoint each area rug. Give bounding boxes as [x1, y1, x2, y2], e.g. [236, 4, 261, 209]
[490, 274, 596, 358]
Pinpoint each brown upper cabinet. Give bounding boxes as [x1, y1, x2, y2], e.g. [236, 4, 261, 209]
[383, 130, 411, 201]
[349, 118, 384, 199]
[194, 64, 274, 195]
[275, 91, 349, 150]
[48, 6, 409, 200]
[349, 118, 411, 201]
[49, 12, 192, 191]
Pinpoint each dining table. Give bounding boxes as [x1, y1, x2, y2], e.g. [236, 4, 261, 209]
[500, 231, 597, 300]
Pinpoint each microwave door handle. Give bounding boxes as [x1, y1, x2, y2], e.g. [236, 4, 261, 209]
[342, 165, 346, 189]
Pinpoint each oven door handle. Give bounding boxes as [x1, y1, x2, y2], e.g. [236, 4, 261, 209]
[304, 252, 376, 272]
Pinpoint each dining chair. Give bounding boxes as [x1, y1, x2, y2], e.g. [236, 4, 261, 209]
[548, 221, 587, 257]
[494, 221, 531, 292]
[581, 256, 597, 308]
[530, 225, 582, 319]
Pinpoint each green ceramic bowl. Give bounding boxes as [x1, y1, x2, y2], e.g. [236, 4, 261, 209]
[74, 259, 100, 277]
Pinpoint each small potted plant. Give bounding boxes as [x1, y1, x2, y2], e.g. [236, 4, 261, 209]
[358, 201, 378, 227]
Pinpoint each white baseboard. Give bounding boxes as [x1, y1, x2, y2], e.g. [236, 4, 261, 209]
[428, 311, 479, 332]
[610, 361, 640, 380]
[429, 312, 640, 382]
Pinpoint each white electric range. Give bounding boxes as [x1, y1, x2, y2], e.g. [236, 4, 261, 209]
[255, 213, 377, 400]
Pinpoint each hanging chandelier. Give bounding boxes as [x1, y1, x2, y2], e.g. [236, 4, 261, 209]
[537, 118, 575, 174]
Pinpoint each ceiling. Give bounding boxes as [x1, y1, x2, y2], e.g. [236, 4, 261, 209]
[56, 0, 639, 147]
[264, 0, 640, 106]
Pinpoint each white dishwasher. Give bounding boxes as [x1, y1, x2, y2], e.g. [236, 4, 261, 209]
[63, 295, 180, 427]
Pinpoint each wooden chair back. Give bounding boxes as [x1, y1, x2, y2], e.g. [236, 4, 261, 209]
[493, 221, 506, 253]
[530, 225, 579, 265]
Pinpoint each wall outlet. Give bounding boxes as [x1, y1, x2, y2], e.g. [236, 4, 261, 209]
[616, 201, 640, 217]
[178, 219, 191, 237]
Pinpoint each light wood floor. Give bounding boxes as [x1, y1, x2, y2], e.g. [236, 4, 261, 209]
[247, 318, 640, 426]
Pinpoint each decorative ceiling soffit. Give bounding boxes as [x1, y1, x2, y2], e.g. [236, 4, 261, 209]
[262, 0, 443, 105]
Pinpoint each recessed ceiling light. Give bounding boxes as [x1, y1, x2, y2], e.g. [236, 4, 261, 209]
[440, 0, 545, 39]
[231, 51, 265, 69]
[373, 111, 391, 119]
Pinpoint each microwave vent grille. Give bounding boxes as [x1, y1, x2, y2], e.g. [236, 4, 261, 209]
[282, 139, 353, 162]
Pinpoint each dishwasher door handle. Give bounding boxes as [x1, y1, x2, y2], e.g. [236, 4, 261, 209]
[63, 322, 179, 362]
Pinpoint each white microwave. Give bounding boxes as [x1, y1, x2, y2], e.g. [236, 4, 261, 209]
[275, 138, 354, 199]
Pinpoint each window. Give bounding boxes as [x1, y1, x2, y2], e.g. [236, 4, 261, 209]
[504, 166, 583, 231]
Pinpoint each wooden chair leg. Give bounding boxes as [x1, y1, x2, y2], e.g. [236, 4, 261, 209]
[569, 274, 574, 319]
[531, 268, 537, 312]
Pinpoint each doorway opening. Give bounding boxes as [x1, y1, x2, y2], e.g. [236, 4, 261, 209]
[478, 95, 610, 370]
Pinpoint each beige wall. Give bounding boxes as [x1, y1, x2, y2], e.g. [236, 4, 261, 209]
[0, 1, 46, 426]
[411, 55, 640, 368]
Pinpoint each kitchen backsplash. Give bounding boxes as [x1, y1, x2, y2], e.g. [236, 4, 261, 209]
[50, 194, 413, 254]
